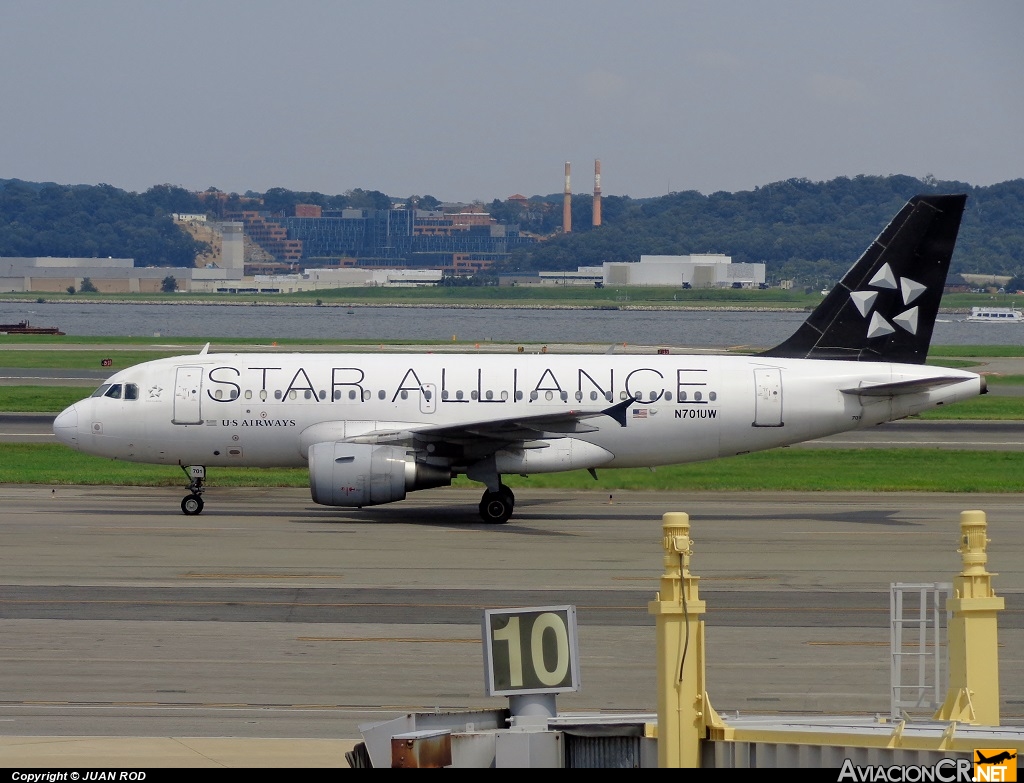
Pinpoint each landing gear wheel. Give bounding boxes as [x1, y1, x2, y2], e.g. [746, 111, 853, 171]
[497, 483, 515, 509]
[181, 494, 204, 516]
[179, 465, 207, 516]
[479, 489, 513, 524]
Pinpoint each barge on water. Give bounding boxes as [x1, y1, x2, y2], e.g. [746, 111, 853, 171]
[0, 320, 65, 335]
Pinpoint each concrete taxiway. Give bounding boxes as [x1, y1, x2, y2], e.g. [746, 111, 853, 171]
[0, 486, 1021, 767]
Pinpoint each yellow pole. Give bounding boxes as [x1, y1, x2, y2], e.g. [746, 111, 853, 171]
[648, 512, 720, 767]
[934, 510, 1005, 725]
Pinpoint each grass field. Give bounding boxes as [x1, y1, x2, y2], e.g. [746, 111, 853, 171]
[3, 340, 1019, 492]
[5, 444, 1023, 493]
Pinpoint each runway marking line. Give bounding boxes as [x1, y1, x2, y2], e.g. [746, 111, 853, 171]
[184, 573, 346, 580]
[298, 637, 478, 644]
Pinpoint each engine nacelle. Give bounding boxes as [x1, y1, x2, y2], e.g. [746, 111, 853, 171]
[308, 442, 451, 507]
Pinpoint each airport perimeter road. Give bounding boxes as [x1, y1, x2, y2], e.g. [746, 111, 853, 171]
[0, 485, 1021, 758]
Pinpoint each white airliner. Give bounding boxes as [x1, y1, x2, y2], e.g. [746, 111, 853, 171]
[53, 194, 985, 523]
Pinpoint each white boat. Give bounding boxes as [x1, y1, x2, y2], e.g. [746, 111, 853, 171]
[964, 306, 1024, 323]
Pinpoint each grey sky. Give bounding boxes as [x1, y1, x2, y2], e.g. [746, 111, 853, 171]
[1, 1, 1020, 202]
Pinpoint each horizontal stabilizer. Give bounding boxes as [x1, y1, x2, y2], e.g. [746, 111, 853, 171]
[840, 376, 975, 397]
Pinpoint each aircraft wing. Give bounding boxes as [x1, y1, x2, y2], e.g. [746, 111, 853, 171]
[344, 397, 634, 449]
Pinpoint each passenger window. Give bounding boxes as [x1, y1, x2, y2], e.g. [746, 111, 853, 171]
[378, 390, 386, 400]
[456, 390, 464, 400]
[471, 391, 478, 400]
[694, 391, 703, 402]
[709, 392, 717, 401]
[678, 391, 687, 401]
[530, 391, 538, 401]
[274, 390, 282, 400]
[304, 390, 312, 400]
[289, 391, 297, 400]
[425, 390, 433, 401]
[244, 390, 252, 400]
[362, 389, 371, 401]
[260, 390, 268, 401]
[441, 390, 449, 400]
[575, 391, 583, 402]
[560, 391, 568, 401]
[318, 390, 326, 400]
[401, 390, 409, 400]
[333, 390, 341, 400]
[348, 390, 357, 400]
[545, 391, 554, 401]
[215, 389, 224, 400]
[515, 391, 523, 401]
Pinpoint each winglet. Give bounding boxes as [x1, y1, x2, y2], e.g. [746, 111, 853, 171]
[199, 342, 210, 355]
[602, 396, 634, 427]
[759, 194, 967, 364]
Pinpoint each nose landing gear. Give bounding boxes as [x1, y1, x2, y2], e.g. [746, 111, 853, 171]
[180, 465, 206, 516]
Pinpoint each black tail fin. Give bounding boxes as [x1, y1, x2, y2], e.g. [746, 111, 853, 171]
[760, 194, 966, 364]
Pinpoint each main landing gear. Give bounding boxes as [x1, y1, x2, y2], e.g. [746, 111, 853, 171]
[180, 465, 206, 516]
[479, 484, 514, 524]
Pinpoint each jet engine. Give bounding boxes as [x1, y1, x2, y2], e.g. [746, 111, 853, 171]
[308, 442, 451, 507]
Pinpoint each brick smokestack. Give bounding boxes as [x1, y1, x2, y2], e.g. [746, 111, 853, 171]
[593, 159, 602, 227]
[563, 161, 572, 233]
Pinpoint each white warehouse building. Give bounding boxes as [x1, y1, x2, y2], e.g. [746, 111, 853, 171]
[603, 254, 765, 288]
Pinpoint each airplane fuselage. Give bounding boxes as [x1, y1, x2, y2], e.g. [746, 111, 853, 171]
[49, 194, 981, 523]
[53, 351, 983, 471]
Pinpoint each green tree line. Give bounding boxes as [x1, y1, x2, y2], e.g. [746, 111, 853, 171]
[2, 175, 1022, 280]
[498, 175, 1024, 284]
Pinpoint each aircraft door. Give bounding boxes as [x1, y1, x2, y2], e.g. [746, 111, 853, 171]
[173, 366, 204, 424]
[752, 367, 783, 427]
[420, 383, 436, 414]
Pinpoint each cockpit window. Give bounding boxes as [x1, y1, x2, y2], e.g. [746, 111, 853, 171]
[91, 383, 138, 400]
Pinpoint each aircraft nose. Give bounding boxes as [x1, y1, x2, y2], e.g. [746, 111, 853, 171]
[53, 404, 80, 448]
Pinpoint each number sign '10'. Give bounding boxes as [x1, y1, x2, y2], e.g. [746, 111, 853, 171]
[482, 606, 581, 696]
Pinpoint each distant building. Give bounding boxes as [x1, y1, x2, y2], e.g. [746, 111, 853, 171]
[229, 207, 535, 272]
[247, 267, 444, 294]
[533, 255, 766, 288]
[0, 257, 199, 293]
[0, 249, 246, 294]
[603, 254, 765, 288]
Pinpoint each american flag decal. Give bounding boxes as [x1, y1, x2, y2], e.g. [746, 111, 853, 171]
[632, 409, 647, 419]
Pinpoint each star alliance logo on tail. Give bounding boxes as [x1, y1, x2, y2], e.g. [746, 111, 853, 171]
[850, 262, 927, 339]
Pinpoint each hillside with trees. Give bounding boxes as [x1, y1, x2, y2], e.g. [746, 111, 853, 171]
[0, 180, 209, 266]
[499, 176, 1024, 285]
[1, 175, 1022, 284]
